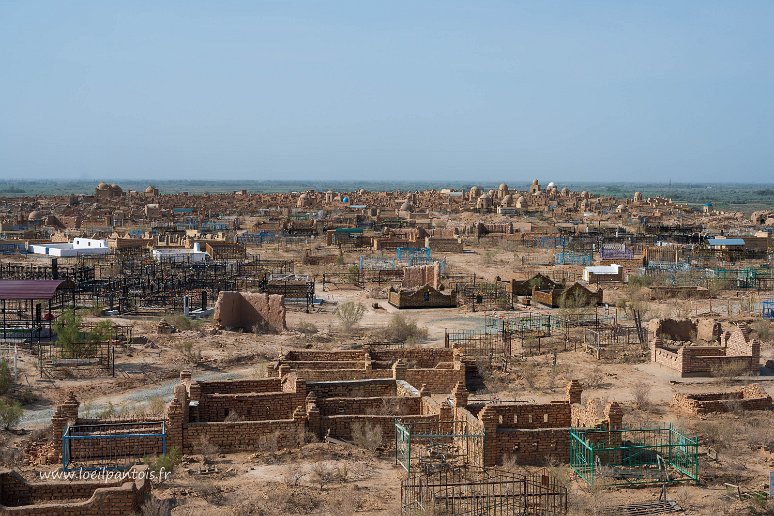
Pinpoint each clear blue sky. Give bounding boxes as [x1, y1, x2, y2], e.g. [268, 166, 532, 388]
[1, 1, 772, 183]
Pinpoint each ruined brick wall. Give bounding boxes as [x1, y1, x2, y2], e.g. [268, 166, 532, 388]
[724, 324, 760, 360]
[64, 429, 164, 462]
[283, 350, 366, 361]
[370, 348, 455, 368]
[0, 466, 150, 515]
[320, 414, 438, 443]
[424, 236, 463, 253]
[649, 319, 697, 341]
[405, 367, 466, 395]
[316, 396, 422, 417]
[195, 378, 284, 397]
[401, 262, 441, 289]
[672, 385, 773, 415]
[652, 339, 759, 377]
[183, 418, 305, 453]
[292, 369, 393, 381]
[388, 286, 456, 309]
[307, 379, 397, 398]
[196, 392, 305, 422]
[213, 291, 286, 332]
[277, 360, 366, 371]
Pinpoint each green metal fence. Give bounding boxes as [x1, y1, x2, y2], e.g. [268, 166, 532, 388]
[395, 419, 485, 476]
[570, 423, 699, 487]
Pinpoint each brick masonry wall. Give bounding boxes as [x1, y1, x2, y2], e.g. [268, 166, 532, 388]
[317, 396, 422, 417]
[183, 418, 305, 453]
[196, 378, 283, 396]
[371, 348, 455, 368]
[307, 379, 397, 398]
[284, 350, 366, 361]
[0, 466, 150, 516]
[405, 367, 465, 395]
[67, 435, 164, 462]
[478, 404, 571, 430]
[197, 392, 304, 422]
[489, 428, 570, 466]
[213, 291, 286, 332]
[298, 369, 394, 382]
[277, 360, 365, 370]
[320, 414, 438, 443]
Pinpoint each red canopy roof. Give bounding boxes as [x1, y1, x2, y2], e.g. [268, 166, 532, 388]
[0, 280, 71, 300]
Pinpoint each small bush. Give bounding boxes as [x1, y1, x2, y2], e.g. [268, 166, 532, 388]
[631, 381, 652, 410]
[351, 421, 382, 451]
[0, 360, 12, 395]
[144, 447, 182, 475]
[310, 462, 335, 490]
[196, 435, 220, 463]
[175, 341, 202, 365]
[710, 361, 750, 380]
[97, 401, 117, 419]
[296, 321, 319, 335]
[335, 301, 365, 332]
[147, 396, 167, 416]
[139, 496, 173, 516]
[0, 399, 23, 430]
[383, 314, 428, 344]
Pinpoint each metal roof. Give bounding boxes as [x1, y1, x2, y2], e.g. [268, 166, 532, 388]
[0, 280, 71, 300]
[707, 238, 745, 247]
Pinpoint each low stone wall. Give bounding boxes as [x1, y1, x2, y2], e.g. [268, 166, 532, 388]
[371, 348, 455, 368]
[0, 466, 150, 515]
[283, 350, 366, 361]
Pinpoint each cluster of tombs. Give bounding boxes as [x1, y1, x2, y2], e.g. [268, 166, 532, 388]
[49, 347, 622, 473]
[650, 319, 762, 377]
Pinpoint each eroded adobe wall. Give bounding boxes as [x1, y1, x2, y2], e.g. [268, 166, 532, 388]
[401, 262, 441, 289]
[213, 291, 286, 333]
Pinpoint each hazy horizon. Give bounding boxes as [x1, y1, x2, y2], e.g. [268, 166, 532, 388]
[2, 1, 773, 182]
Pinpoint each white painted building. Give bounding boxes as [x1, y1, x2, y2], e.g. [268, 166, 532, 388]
[152, 243, 209, 263]
[28, 238, 110, 257]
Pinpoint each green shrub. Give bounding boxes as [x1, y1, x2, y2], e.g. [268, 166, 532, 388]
[0, 360, 12, 395]
[335, 301, 365, 332]
[144, 447, 182, 475]
[383, 314, 428, 343]
[0, 399, 23, 430]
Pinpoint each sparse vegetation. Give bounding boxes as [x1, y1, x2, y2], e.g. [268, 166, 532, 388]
[144, 447, 182, 476]
[335, 301, 365, 332]
[630, 380, 652, 410]
[175, 341, 203, 364]
[351, 421, 382, 451]
[0, 360, 12, 395]
[383, 314, 428, 343]
[296, 321, 319, 335]
[0, 399, 23, 430]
